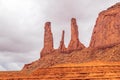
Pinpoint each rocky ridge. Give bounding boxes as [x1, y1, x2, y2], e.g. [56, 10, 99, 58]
[23, 3, 120, 72]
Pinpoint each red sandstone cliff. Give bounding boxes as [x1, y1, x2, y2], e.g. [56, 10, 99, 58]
[90, 3, 120, 49]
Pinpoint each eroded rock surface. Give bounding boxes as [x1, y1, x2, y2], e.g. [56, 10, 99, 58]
[40, 22, 54, 57]
[68, 18, 85, 52]
[59, 30, 67, 53]
[90, 3, 120, 49]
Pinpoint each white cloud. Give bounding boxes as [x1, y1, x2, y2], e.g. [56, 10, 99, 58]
[0, 65, 6, 71]
[3, 63, 20, 71]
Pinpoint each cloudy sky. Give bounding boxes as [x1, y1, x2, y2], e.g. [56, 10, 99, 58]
[0, 0, 119, 71]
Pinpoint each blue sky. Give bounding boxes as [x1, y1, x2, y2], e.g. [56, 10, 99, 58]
[0, 0, 119, 71]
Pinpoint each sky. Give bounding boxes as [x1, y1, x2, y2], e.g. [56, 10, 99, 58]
[0, 0, 119, 71]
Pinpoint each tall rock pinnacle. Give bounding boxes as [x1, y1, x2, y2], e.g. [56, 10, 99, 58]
[90, 3, 120, 49]
[40, 22, 54, 57]
[59, 30, 66, 52]
[68, 18, 85, 52]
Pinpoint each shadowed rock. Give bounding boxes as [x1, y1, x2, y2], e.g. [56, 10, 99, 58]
[68, 18, 85, 52]
[40, 22, 54, 57]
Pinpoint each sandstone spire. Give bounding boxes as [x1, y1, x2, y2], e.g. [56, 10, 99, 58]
[68, 18, 85, 52]
[41, 22, 54, 57]
[59, 30, 66, 52]
[90, 3, 120, 49]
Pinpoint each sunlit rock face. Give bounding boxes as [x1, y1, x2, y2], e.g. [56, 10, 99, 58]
[90, 3, 120, 49]
[40, 22, 54, 57]
[68, 18, 85, 52]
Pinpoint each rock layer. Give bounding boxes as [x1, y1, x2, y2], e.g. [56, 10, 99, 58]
[1, 62, 120, 80]
[59, 30, 66, 53]
[40, 22, 54, 57]
[68, 18, 85, 52]
[90, 3, 120, 49]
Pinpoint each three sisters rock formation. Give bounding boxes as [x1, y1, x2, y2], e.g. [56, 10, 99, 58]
[41, 18, 85, 57]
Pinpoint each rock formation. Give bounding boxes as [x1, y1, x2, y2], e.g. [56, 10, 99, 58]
[40, 22, 54, 57]
[1, 3, 120, 80]
[22, 3, 120, 72]
[59, 30, 66, 52]
[90, 3, 120, 49]
[68, 18, 85, 52]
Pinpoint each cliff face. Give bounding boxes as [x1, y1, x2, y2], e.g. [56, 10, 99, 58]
[90, 3, 120, 49]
